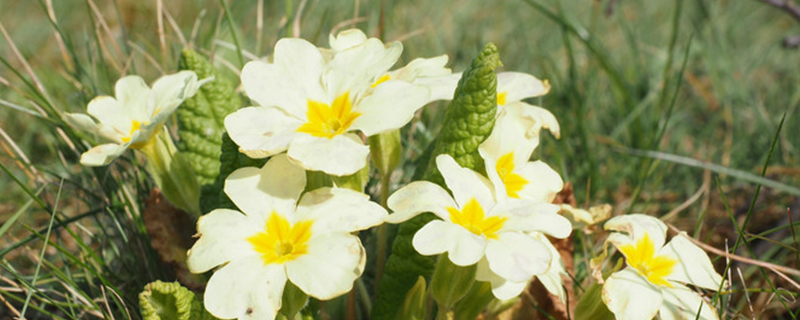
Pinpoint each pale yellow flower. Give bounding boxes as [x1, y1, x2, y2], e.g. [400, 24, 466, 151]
[186, 154, 387, 319]
[602, 214, 724, 320]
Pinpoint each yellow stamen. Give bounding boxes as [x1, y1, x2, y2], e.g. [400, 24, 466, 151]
[247, 212, 313, 265]
[121, 120, 144, 143]
[371, 74, 391, 88]
[618, 233, 677, 287]
[296, 92, 361, 139]
[447, 198, 506, 240]
[497, 91, 508, 106]
[496, 152, 528, 198]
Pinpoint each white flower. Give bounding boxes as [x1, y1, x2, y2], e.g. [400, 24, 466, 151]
[186, 154, 387, 320]
[225, 29, 430, 176]
[65, 71, 207, 166]
[478, 106, 563, 203]
[386, 154, 572, 299]
[601, 214, 724, 320]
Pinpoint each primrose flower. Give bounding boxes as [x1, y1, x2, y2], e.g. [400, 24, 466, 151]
[602, 214, 724, 320]
[478, 106, 563, 203]
[186, 154, 387, 320]
[65, 71, 207, 166]
[225, 29, 430, 176]
[386, 154, 572, 298]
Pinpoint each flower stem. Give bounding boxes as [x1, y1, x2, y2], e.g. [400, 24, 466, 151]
[435, 306, 452, 320]
[138, 129, 200, 217]
[374, 174, 391, 295]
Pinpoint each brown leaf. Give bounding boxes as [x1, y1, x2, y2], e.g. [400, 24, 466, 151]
[143, 188, 205, 290]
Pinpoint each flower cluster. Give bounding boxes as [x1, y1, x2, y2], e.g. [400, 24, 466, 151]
[68, 27, 727, 320]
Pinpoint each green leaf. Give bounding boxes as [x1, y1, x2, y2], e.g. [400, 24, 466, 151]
[372, 43, 501, 320]
[139, 280, 217, 320]
[176, 49, 242, 212]
[573, 283, 615, 320]
[418, 43, 501, 183]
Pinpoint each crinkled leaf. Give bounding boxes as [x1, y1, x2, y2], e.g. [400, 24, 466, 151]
[176, 49, 242, 212]
[139, 281, 217, 320]
[372, 43, 501, 320]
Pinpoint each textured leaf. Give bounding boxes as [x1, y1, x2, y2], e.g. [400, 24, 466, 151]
[139, 280, 216, 320]
[176, 49, 242, 212]
[372, 43, 501, 320]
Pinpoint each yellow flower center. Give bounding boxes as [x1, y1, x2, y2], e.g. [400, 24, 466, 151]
[496, 152, 528, 198]
[618, 233, 677, 287]
[121, 120, 144, 143]
[296, 92, 361, 139]
[371, 74, 391, 88]
[447, 198, 506, 239]
[497, 91, 508, 106]
[247, 212, 313, 265]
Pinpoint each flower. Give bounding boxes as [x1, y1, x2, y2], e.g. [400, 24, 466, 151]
[65, 71, 208, 166]
[386, 154, 572, 299]
[478, 106, 563, 203]
[601, 214, 724, 320]
[186, 154, 387, 320]
[225, 29, 431, 176]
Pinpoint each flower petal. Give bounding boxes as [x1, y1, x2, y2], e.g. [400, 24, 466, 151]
[329, 29, 368, 51]
[496, 201, 572, 238]
[326, 38, 402, 96]
[389, 55, 451, 80]
[86, 96, 129, 135]
[602, 268, 663, 320]
[241, 40, 327, 118]
[660, 284, 719, 320]
[296, 187, 387, 234]
[224, 106, 303, 158]
[517, 160, 564, 203]
[534, 234, 567, 302]
[660, 233, 724, 290]
[288, 133, 369, 176]
[485, 232, 551, 282]
[350, 80, 429, 136]
[518, 103, 560, 139]
[204, 255, 286, 320]
[412, 220, 458, 257]
[64, 113, 99, 136]
[286, 233, 365, 300]
[149, 71, 204, 123]
[224, 154, 306, 218]
[186, 209, 260, 273]
[386, 181, 457, 223]
[113, 75, 151, 121]
[604, 214, 668, 249]
[416, 220, 487, 267]
[415, 73, 461, 101]
[476, 259, 529, 301]
[497, 72, 550, 104]
[79, 143, 128, 166]
[435, 154, 495, 210]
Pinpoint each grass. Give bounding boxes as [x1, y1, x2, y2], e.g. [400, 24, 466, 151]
[1, 0, 798, 318]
